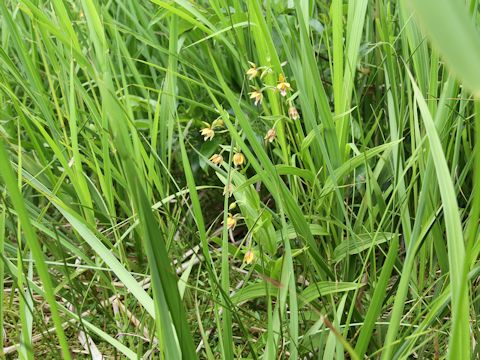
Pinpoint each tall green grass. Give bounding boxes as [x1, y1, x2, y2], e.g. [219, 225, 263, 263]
[0, 0, 479, 358]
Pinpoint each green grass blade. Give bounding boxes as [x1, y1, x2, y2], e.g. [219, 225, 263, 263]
[408, 0, 480, 95]
[0, 143, 72, 359]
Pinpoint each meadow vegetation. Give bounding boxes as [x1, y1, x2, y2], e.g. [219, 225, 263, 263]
[1, 0, 480, 358]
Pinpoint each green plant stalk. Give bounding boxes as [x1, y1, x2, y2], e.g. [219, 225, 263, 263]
[0, 205, 4, 356]
[219, 125, 235, 359]
[80, 1, 197, 356]
[0, 143, 72, 359]
[355, 238, 399, 357]
[336, 0, 368, 158]
[382, 71, 469, 360]
[467, 100, 480, 263]
[331, 0, 344, 118]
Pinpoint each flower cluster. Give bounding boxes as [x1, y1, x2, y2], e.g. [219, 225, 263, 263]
[245, 61, 300, 145]
[245, 62, 295, 100]
[198, 116, 245, 170]
[194, 60, 302, 255]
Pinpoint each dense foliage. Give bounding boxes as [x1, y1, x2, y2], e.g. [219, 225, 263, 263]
[1, 0, 480, 359]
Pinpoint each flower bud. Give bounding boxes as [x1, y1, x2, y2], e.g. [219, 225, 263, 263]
[233, 152, 245, 167]
[264, 128, 276, 143]
[288, 106, 300, 120]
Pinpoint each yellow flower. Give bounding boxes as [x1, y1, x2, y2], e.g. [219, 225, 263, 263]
[244, 250, 255, 264]
[249, 89, 263, 106]
[288, 106, 300, 120]
[264, 128, 276, 143]
[276, 74, 291, 97]
[233, 152, 245, 167]
[200, 126, 215, 141]
[209, 153, 223, 165]
[226, 213, 237, 230]
[246, 62, 258, 80]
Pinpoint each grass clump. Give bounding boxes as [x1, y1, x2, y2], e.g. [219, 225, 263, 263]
[0, 0, 480, 359]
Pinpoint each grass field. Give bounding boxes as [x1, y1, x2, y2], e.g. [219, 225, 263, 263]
[1, 0, 480, 358]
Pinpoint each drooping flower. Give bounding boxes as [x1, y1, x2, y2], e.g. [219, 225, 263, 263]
[244, 250, 255, 264]
[249, 89, 263, 106]
[264, 128, 276, 143]
[226, 213, 237, 230]
[200, 126, 215, 141]
[233, 152, 245, 167]
[223, 183, 234, 197]
[288, 106, 300, 120]
[276, 74, 291, 97]
[209, 153, 223, 165]
[246, 62, 258, 80]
